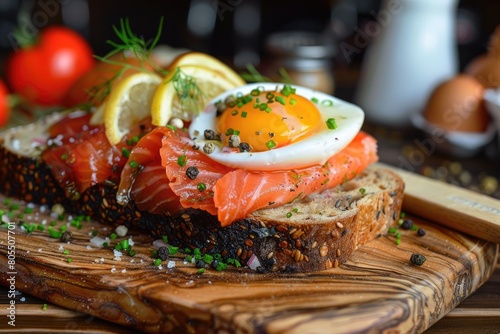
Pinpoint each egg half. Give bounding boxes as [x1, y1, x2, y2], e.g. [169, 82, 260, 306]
[189, 83, 365, 171]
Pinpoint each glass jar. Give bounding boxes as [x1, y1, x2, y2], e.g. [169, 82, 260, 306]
[265, 31, 336, 94]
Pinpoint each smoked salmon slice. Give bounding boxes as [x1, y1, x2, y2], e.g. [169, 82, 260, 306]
[159, 128, 377, 226]
[42, 111, 154, 200]
[159, 127, 234, 215]
[213, 131, 378, 225]
[118, 127, 182, 215]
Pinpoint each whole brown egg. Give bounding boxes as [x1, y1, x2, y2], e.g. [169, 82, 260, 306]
[423, 75, 490, 132]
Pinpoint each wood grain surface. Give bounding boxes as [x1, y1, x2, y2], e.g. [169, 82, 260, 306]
[380, 163, 500, 244]
[0, 196, 497, 333]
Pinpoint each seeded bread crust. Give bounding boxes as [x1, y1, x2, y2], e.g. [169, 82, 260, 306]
[0, 113, 405, 272]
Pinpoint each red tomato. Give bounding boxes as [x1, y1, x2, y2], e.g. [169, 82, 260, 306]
[0, 80, 10, 127]
[5, 26, 94, 106]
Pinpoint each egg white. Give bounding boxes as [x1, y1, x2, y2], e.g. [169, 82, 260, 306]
[188, 83, 365, 171]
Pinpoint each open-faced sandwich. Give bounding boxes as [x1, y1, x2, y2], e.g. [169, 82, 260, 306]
[0, 35, 404, 273]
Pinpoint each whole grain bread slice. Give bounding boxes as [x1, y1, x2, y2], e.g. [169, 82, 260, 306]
[0, 112, 404, 272]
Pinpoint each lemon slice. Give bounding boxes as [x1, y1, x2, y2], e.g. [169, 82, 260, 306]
[169, 52, 246, 87]
[103, 72, 162, 144]
[151, 65, 243, 126]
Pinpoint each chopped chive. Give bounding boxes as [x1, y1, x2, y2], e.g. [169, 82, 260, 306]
[258, 103, 268, 111]
[109, 232, 117, 240]
[177, 155, 187, 167]
[166, 124, 176, 131]
[266, 140, 277, 149]
[168, 245, 179, 255]
[281, 84, 296, 97]
[202, 254, 213, 263]
[250, 88, 260, 96]
[24, 207, 33, 214]
[321, 99, 334, 107]
[231, 110, 238, 116]
[121, 147, 130, 158]
[275, 96, 286, 105]
[326, 118, 337, 130]
[241, 111, 248, 118]
[37, 224, 45, 231]
[286, 212, 292, 218]
[311, 97, 319, 103]
[42, 304, 47, 311]
[63, 250, 70, 255]
[197, 268, 205, 274]
[67, 258, 73, 263]
[197, 182, 206, 192]
[289, 98, 297, 106]
[359, 188, 366, 195]
[388, 227, 397, 234]
[129, 160, 139, 168]
[153, 258, 162, 267]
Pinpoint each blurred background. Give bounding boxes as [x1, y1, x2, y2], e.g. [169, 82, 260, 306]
[0, 0, 498, 85]
[0, 0, 499, 198]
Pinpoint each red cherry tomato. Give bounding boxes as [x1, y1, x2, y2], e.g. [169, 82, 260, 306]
[6, 26, 94, 107]
[0, 80, 10, 127]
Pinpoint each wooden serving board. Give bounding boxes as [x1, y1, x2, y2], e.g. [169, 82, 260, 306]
[0, 195, 498, 334]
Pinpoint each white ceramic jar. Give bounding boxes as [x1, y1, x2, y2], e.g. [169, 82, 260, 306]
[355, 0, 459, 126]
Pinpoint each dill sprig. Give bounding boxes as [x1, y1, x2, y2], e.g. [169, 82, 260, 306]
[86, 17, 204, 120]
[87, 17, 166, 105]
[240, 63, 294, 84]
[240, 64, 272, 83]
[169, 67, 205, 119]
[98, 17, 166, 75]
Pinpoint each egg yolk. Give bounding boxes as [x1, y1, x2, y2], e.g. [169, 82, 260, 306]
[217, 90, 321, 152]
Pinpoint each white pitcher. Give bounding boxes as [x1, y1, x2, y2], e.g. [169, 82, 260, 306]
[354, 0, 459, 126]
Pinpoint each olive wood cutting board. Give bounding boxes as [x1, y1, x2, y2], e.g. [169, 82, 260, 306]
[0, 194, 498, 334]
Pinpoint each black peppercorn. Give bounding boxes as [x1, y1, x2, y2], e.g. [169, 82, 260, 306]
[60, 231, 73, 243]
[417, 228, 426, 236]
[239, 142, 252, 152]
[204, 129, 216, 140]
[401, 219, 413, 230]
[186, 166, 199, 180]
[410, 253, 426, 266]
[196, 259, 206, 268]
[211, 260, 219, 269]
[156, 246, 170, 261]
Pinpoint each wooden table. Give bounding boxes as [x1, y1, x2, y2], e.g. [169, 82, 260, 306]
[0, 258, 498, 333]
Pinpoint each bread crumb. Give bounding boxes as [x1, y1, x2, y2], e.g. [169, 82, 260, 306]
[115, 225, 128, 237]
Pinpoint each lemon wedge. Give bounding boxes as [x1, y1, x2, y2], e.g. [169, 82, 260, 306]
[151, 65, 244, 126]
[169, 52, 246, 87]
[103, 72, 162, 144]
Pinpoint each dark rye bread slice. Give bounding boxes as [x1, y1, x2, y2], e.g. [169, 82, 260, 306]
[0, 112, 405, 272]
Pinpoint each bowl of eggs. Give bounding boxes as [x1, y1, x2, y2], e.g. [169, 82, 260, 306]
[412, 74, 497, 158]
